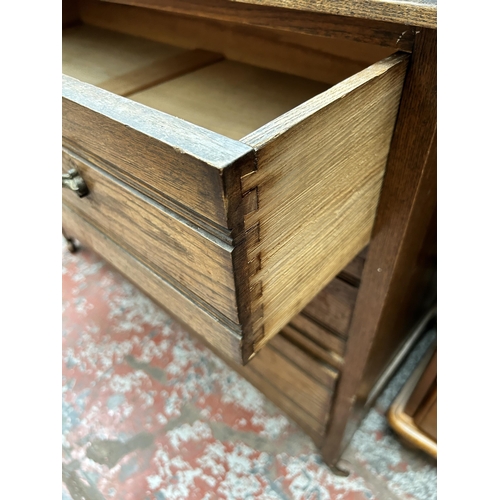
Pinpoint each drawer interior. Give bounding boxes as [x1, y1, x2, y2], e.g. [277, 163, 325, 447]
[63, 22, 382, 140]
[62, 25, 185, 90]
[130, 60, 329, 140]
[62, 0, 408, 364]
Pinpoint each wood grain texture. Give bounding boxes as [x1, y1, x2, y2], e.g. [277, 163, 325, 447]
[61, 17, 412, 367]
[61, 45, 396, 364]
[63, 25, 183, 88]
[302, 278, 358, 338]
[322, 29, 437, 467]
[337, 249, 367, 287]
[158, 291, 337, 442]
[63, 24, 223, 96]
[62, 74, 254, 230]
[62, 206, 243, 361]
[78, 0, 393, 86]
[62, 202, 369, 440]
[62, 149, 240, 324]
[101, 0, 415, 50]
[289, 313, 346, 358]
[240, 53, 409, 355]
[100, 50, 223, 97]
[268, 334, 338, 390]
[280, 325, 344, 372]
[129, 60, 329, 140]
[225, 359, 326, 442]
[226, 0, 437, 29]
[247, 343, 333, 423]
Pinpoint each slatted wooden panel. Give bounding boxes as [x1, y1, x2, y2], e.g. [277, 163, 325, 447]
[302, 278, 358, 339]
[63, 202, 367, 441]
[227, 247, 367, 440]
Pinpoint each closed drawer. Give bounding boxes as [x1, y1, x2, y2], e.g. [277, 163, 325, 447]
[62, 149, 240, 324]
[62, 8, 408, 364]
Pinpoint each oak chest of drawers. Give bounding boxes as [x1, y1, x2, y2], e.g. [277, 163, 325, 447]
[62, 0, 436, 470]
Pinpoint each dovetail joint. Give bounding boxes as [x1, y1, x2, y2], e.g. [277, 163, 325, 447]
[240, 170, 265, 346]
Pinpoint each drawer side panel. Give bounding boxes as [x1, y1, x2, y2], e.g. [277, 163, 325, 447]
[241, 53, 409, 355]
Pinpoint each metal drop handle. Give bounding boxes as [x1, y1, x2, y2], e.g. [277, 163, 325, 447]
[62, 169, 89, 198]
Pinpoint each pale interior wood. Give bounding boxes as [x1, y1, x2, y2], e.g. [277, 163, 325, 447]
[62, 25, 185, 90]
[129, 60, 330, 140]
[61, 23, 370, 141]
[78, 0, 392, 85]
[240, 54, 409, 354]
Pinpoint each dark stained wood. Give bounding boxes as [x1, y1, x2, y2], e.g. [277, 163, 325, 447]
[102, 0, 415, 50]
[79, 0, 394, 85]
[289, 313, 346, 357]
[62, 206, 244, 361]
[268, 334, 338, 390]
[62, 149, 241, 324]
[61, 0, 438, 467]
[62, 57, 397, 365]
[302, 278, 358, 338]
[63, 0, 80, 28]
[62, 74, 254, 230]
[62, 14, 409, 365]
[337, 249, 367, 287]
[360, 149, 436, 395]
[226, 0, 437, 30]
[322, 28, 437, 467]
[63, 205, 331, 441]
[281, 325, 344, 371]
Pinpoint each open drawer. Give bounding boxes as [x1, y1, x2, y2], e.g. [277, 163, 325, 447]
[62, 1, 409, 364]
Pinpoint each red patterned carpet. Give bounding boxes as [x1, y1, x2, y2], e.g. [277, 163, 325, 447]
[62, 242, 437, 500]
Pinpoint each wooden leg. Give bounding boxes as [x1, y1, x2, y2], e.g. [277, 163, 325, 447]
[62, 227, 78, 253]
[321, 28, 437, 468]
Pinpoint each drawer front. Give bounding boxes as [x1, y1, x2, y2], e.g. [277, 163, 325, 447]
[63, 75, 254, 231]
[62, 205, 243, 360]
[62, 149, 241, 325]
[62, 21, 409, 364]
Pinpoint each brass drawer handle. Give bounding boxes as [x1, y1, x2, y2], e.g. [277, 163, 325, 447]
[62, 169, 89, 198]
